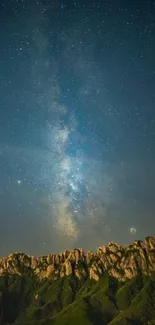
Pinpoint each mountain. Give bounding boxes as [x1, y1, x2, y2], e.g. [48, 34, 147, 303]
[0, 236, 154, 324]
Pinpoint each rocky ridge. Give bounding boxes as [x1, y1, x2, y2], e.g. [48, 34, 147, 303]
[0, 236, 155, 282]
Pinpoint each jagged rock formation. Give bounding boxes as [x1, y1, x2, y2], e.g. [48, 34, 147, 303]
[0, 236, 155, 282]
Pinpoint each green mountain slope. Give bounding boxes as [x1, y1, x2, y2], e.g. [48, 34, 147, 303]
[0, 272, 154, 325]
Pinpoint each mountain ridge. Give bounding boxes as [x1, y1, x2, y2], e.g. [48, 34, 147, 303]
[0, 236, 155, 282]
[0, 236, 154, 324]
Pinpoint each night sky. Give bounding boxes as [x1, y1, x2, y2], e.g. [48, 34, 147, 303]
[0, 0, 155, 256]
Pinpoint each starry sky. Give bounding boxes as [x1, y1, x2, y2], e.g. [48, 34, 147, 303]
[0, 0, 155, 256]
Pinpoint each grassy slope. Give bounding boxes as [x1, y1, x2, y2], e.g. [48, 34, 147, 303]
[0, 271, 154, 325]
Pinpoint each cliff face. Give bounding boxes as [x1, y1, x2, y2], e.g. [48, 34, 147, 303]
[0, 236, 155, 282]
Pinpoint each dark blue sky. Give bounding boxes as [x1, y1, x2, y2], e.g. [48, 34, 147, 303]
[0, 0, 155, 256]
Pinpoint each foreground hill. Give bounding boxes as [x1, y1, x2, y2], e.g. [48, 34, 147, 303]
[0, 236, 154, 324]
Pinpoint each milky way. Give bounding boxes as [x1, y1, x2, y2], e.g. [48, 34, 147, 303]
[27, 4, 118, 246]
[39, 105, 115, 242]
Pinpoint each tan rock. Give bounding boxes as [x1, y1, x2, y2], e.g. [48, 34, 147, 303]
[109, 268, 123, 279]
[60, 270, 65, 278]
[97, 245, 106, 254]
[65, 261, 72, 276]
[124, 267, 135, 278]
[46, 264, 55, 276]
[47, 254, 53, 264]
[75, 269, 82, 280]
[31, 256, 38, 269]
[85, 250, 93, 264]
[89, 267, 99, 281]
[108, 242, 121, 253]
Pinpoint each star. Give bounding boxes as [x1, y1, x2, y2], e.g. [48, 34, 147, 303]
[17, 180, 22, 185]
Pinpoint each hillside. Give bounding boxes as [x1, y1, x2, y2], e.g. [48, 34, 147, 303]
[0, 236, 154, 324]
